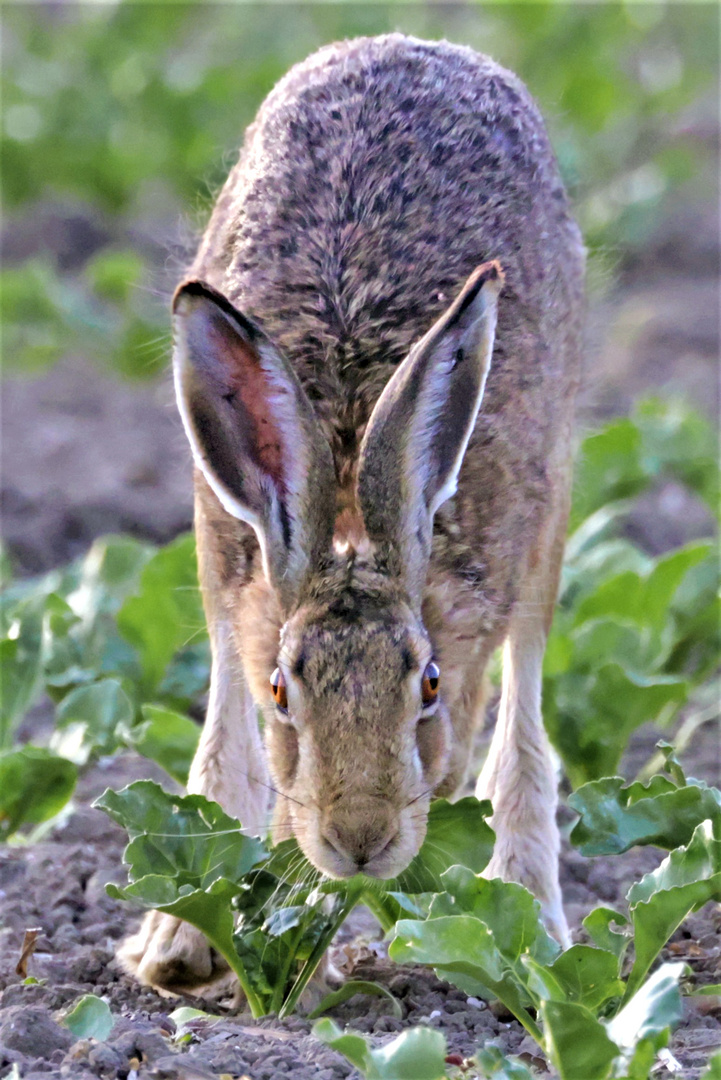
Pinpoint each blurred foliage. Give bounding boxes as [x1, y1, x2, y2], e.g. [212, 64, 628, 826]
[2, 1, 718, 377]
[544, 398, 719, 787]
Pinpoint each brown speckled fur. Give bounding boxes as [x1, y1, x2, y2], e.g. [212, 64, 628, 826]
[120, 34, 584, 993]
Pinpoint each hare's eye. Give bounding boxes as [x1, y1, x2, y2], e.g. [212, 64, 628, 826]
[421, 661, 440, 711]
[270, 667, 288, 713]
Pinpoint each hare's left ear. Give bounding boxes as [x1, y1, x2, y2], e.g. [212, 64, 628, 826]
[173, 281, 336, 609]
[357, 262, 503, 606]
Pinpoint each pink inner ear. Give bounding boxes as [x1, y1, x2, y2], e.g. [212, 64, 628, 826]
[211, 317, 286, 492]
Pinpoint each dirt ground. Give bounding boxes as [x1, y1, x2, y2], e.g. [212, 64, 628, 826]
[1, 193, 719, 1078]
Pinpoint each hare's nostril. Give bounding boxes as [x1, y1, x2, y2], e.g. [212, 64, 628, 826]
[321, 822, 398, 870]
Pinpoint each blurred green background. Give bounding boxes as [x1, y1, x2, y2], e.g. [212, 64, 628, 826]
[2, 1, 718, 380]
[0, 2, 718, 816]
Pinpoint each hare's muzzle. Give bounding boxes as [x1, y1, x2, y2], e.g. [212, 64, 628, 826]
[319, 800, 401, 878]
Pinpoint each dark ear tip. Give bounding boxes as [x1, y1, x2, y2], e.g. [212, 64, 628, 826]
[466, 260, 505, 295]
[172, 279, 219, 315]
[453, 260, 505, 321]
[171, 280, 260, 344]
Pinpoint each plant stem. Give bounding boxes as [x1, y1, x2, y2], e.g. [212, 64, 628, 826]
[361, 889, 398, 935]
[205, 931, 265, 1019]
[270, 922, 305, 1015]
[279, 896, 360, 1019]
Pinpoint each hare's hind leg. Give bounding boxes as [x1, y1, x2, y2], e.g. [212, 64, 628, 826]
[475, 485, 570, 945]
[118, 505, 271, 993]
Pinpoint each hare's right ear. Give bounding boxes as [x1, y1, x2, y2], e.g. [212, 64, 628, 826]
[172, 281, 336, 609]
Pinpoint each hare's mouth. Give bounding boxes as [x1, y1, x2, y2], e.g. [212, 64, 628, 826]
[301, 820, 423, 881]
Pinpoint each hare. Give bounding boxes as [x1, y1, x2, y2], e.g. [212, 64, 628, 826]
[120, 33, 584, 993]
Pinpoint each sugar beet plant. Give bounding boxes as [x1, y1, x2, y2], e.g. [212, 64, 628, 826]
[94, 783, 495, 1019]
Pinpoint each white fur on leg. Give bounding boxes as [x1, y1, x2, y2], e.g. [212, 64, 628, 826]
[476, 629, 569, 946]
[187, 619, 271, 835]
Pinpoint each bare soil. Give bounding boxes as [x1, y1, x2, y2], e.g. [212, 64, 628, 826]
[1, 199, 719, 1079]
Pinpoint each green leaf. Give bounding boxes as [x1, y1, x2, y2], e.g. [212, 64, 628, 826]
[95, 780, 270, 1015]
[61, 994, 114, 1041]
[581, 908, 630, 966]
[308, 980, 402, 1020]
[540, 1000, 618, 1080]
[606, 962, 685, 1066]
[474, 1045, 535, 1079]
[391, 915, 505, 983]
[626, 820, 721, 995]
[428, 867, 558, 966]
[93, 780, 266, 885]
[125, 704, 200, 784]
[570, 419, 647, 530]
[314, 1019, 448, 1080]
[656, 740, 687, 787]
[569, 775, 721, 855]
[313, 1019, 374, 1074]
[157, 640, 211, 706]
[395, 797, 495, 893]
[574, 543, 710, 633]
[39, 536, 153, 693]
[74, 534, 155, 615]
[0, 746, 77, 838]
[107, 873, 261, 1010]
[544, 945, 623, 1010]
[117, 534, 205, 695]
[51, 678, 134, 764]
[546, 662, 688, 787]
[634, 397, 719, 510]
[85, 248, 145, 304]
[168, 1006, 221, 1038]
[370, 1025, 448, 1080]
[0, 594, 46, 748]
[389, 916, 540, 1041]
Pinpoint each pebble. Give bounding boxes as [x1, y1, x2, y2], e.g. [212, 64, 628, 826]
[0, 1006, 73, 1058]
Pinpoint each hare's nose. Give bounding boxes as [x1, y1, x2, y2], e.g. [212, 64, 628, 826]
[322, 812, 398, 871]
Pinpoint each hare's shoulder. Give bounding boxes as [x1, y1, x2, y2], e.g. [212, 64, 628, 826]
[196, 34, 578, 351]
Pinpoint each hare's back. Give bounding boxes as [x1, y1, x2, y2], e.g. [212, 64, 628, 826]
[197, 35, 581, 359]
[195, 34, 584, 528]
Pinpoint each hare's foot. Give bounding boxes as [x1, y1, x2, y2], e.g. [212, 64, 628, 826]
[118, 911, 231, 994]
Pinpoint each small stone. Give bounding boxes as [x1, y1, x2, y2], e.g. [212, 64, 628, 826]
[110, 1028, 169, 1064]
[0, 1006, 73, 1057]
[0, 1040, 30, 1073]
[88, 1040, 126, 1071]
[372, 1016, 403, 1033]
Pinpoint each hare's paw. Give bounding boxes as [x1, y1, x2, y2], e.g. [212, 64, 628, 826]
[118, 911, 231, 993]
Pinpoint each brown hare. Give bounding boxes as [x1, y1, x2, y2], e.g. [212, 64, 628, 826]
[120, 33, 585, 993]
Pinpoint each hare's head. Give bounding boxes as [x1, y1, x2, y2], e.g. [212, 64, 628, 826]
[173, 263, 502, 878]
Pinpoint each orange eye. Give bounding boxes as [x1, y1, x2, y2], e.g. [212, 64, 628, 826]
[421, 661, 440, 707]
[270, 667, 288, 712]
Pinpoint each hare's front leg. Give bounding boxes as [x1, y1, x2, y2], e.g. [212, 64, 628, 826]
[118, 619, 271, 992]
[476, 504, 570, 946]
